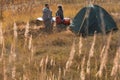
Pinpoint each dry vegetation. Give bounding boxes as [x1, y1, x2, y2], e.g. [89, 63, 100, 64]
[0, 0, 120, 80]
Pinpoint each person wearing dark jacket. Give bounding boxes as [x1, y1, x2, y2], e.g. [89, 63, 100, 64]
[42, 4, 53, 33]
[56, 5, 64, 21]
[56, 5, 65, 32]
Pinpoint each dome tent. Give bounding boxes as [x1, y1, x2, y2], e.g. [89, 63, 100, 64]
[69, 4, 118, 36]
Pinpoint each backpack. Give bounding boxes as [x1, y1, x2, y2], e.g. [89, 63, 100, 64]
[56, 16, 63, 24]
[63, 18, 70, 25]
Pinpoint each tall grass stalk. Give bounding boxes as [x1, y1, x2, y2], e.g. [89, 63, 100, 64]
[89, 31, 96, 57]
[52, 73, 55, 80]
[28, 35, 34, 64]
[24, 22, 29, 47]
[45, 55, 49, 69]
[9, 44, 13, 64]
[28, 35, 32, 50]
[23, 64, 29, 80]
[111, 43, 120, 77]
[13, 22, 17, 39]
[30, 46, 34, 62]
[79, 36, 83, 56]
[12, 22, 17, 79]
[63, 68, 66, 77]
[11, 43, 16, 62]
[3, 60, 7, 80]
[45, 55, 49, 66]
[0, 22, 3, 44]
[23, 75, 27, 80]
[24, 22, 29, 38]
[86, 31, 96, 74]
[0, 22, 4, 61]
[96, 32, 112, 78]
[10, 43, 16, 80]
[1, 36, 5, 61]
[58, 67, 62, 80]
[40, 58, 44, 68]
[39, 56, 48, 79]
[50, 58, 54, 66]
[100, 45, 106, 59]
[65, 40, 75, 70]
[39, 58, 46, 80]
[80, 56, 86, 80]
[12, 65, 16, 80]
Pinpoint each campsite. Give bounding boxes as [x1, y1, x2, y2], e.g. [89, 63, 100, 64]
[0, 0, 120, 80]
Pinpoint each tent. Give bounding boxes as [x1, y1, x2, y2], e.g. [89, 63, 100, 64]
[69, 4, 118, 36]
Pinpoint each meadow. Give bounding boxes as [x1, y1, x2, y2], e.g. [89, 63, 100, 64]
[0, 1, 120, 80]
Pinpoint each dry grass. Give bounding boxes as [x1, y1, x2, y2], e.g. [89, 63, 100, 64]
[0, 1, 120, 80]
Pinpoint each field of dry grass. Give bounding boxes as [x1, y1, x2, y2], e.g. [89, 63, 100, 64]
[0, 1, 120, 80]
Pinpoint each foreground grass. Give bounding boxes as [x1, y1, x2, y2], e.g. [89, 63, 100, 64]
[0, 26, 120, 80]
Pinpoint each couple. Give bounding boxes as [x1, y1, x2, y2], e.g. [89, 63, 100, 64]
[42, 4, 64, 33]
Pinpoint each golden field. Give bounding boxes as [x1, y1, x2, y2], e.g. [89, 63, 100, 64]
[0, 1, 120, 80]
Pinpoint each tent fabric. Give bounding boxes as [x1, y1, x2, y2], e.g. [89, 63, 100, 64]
[70, 5, 118, 35]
